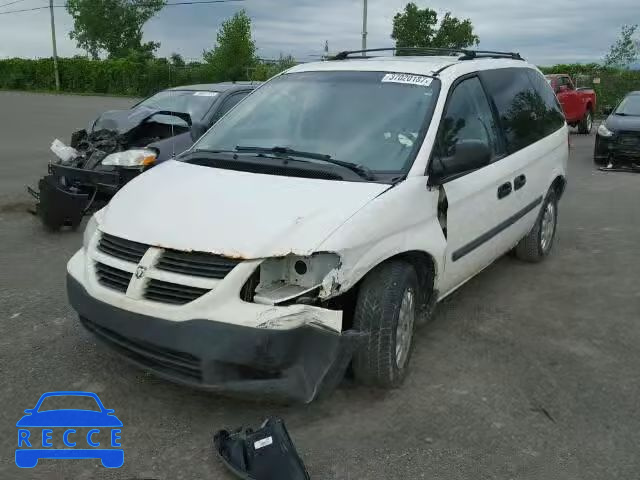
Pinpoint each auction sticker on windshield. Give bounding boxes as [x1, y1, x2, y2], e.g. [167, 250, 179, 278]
[382, 73, 433, 86]
[15, 391, 123, 469]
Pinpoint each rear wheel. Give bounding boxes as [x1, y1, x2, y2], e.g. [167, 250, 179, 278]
[352, 260, 419, 388]
[578, 109, 593, 134]
[515, 189, 558, 263]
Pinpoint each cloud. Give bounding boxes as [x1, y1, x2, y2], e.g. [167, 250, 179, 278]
[0, 0, 638, 65]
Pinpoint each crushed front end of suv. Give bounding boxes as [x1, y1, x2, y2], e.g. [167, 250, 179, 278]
[29, 83, 255, 230]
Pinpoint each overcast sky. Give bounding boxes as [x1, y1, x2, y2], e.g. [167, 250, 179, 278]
[0, 0, 638, 66]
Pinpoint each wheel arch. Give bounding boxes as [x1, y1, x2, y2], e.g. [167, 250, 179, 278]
[551, 175, 567, 200]
[333, 249, 439, 329]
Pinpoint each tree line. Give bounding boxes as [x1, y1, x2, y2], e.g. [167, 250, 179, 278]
[0, 2, 637, 96]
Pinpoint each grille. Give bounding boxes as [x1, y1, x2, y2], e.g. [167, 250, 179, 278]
[80, 316, 202, 381]
[144, 279, 210, 305]
[156, 250, 241, 279]
[98, 233, 149, 263]
[95, 262, 132, 293]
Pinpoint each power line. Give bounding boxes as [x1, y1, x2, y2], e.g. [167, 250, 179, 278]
[0, 5, 47, 13]
[0, 0, 28, 9]
[0, 0, 244, 15]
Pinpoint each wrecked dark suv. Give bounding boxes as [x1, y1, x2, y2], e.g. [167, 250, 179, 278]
[30, 83, 256, 230]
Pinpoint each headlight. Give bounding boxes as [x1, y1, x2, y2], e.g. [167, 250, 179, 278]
[83, 214, 99, 250]
[597, 124, 614, 138]
[253, 254, 341, 305]
[101, 149, 157, 167]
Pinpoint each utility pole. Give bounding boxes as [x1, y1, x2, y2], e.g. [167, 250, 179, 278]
[49, 0, 60, 91]
[361, 0, 367, 55]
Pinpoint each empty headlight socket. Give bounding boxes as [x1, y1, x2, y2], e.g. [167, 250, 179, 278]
[253, 253, 341, 306]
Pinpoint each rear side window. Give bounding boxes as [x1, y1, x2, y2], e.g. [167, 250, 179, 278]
[481, 68, 564, 154]
[525, 70, 566, 135]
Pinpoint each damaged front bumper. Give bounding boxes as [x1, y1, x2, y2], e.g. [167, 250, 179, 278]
[31, 163, 137, 230]
[67, 274, 359, 403]
[595, 134, 640, 165]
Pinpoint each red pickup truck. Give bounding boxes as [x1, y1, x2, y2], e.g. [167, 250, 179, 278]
[545, 74, 597, 134]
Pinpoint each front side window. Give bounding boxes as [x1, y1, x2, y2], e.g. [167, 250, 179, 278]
[432, 76, 501, 170]
[559, 76, 575, 90]
[194, 71, 440, 173]
[481, 68, 563, 153]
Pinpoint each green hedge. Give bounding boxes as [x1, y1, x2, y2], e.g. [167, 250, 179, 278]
[2, 58, 639, 111]
[0, 57, 221, 96]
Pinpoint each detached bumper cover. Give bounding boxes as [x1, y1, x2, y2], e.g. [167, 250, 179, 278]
[33, 164, 140, 229]
[68, 275, 358, 403]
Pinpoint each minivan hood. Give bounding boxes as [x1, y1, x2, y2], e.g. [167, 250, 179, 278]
[100, 161, 390, 259]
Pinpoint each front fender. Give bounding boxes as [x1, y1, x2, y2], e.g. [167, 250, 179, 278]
[317, 177, 447, 296]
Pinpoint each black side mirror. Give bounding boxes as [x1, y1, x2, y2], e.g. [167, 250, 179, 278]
[602, 106, 614, 116]
[190, 121, 209, 142]
[430, 140, 492, 185]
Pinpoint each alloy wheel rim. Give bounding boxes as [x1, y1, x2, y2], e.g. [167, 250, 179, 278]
[540, 202, 556, 252]
[395, 287, 416, 369]
[587, 112, 593, 132]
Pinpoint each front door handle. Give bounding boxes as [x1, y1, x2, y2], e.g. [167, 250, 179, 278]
[497, 182, 512, 199]
[514, 174, 527, 191]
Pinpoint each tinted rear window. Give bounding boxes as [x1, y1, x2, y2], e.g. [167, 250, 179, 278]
[481, 68, 564, 154]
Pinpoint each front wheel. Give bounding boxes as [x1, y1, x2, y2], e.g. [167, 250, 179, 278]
[352, 260, 419, 388]
[515, 189, 558, 263]
[578, 110, 593, 134]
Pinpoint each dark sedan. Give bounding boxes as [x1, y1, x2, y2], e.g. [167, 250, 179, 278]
[30, 83, 257, 230]
[595, 91, 640, 167]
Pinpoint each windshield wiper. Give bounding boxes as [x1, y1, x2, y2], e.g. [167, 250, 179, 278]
[235, 146, 375, 180]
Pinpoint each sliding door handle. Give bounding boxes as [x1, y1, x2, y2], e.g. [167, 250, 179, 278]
[514, 174, 527, 191]
[497, 182, 512, 199]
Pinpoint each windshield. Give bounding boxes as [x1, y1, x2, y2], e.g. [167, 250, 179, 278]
[37, 395, 101, 412]
[615, 95, 640, 116]
[136, 90, 220, 124]
[194, 71, 439, 172]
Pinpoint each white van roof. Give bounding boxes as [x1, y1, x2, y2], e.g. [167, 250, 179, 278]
[288, 51, 536, 80]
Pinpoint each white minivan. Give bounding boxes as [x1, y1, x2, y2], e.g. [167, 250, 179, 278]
[67, 49, 568, 403]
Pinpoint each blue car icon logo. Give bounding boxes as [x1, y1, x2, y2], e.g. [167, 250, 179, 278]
[16, 391, 123, 468]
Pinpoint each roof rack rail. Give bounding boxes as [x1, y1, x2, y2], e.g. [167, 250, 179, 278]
[331, 47, 523, 62]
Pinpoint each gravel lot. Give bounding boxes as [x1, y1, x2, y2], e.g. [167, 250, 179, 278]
[1, 91, 639, 480]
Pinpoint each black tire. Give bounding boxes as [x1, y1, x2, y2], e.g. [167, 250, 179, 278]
[578, 109, 593, 134]
[515, 189, 558, 263]
[352, 260, 419, 388]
